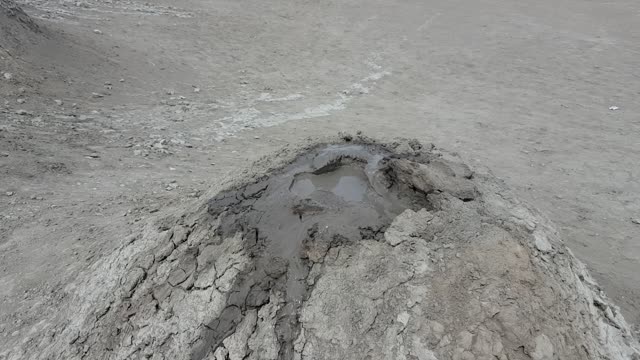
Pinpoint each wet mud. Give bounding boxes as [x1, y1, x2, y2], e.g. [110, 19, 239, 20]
[195, 143, 455, 359]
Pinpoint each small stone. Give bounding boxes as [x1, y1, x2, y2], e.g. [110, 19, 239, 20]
[54, 99, 63, 106]
[631, 218, 640, 225]
[533, 231, 552, 253]
[193, 87, 200, 93]
[91, 92, 104, 98]
[6, 191, 14, 196]
[15, 109, 28, 115]
[93, 29, 102, 34]
[16, 98, 25, 104]
[396, 312, 410, 327]
[608, 106, 619, 111]
[3, 72, 13, 80]
[18, 87, 26, 93]
[119, 78, 125, 82]
[531, 334, 554, 360]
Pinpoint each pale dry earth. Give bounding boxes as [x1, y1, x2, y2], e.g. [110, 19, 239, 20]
[1, 0, 639, 354]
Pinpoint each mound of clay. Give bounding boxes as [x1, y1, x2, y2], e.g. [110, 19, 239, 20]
[0, 0, 41, 52]
[3, 136, 639, 360]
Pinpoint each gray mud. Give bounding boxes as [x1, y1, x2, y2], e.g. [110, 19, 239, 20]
[3, 137, 638, 360]
[197, 143, 441, 359]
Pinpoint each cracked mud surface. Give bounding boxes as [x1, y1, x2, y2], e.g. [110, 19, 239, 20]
[2, 137, 638, 360]
[3, 1, 640, 351]
[197, 144, 436, 359]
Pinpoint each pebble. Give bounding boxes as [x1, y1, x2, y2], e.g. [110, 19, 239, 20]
[608, 106, 619, 111]
[3, 72, 13, 80]
[16, 98, 25, 104]
[119, 78, 125, 82]
[54, 99, 63, 106]
[15, 109, 28, 115]
[193, 87, 200, 93]
[93, 29, 103, 35]
[18, 87, 26, 93]
[91, 92, 104, 98]
[632, 218, 640, 225]
[6, 191, 14, 196]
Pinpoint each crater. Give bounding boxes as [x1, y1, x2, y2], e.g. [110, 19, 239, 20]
[196, 143, 467, 359]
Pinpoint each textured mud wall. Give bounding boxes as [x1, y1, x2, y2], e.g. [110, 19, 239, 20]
[2, 136, 638, 360]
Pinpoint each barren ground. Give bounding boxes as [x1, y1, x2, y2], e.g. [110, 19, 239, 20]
[1, 0, 639, 347]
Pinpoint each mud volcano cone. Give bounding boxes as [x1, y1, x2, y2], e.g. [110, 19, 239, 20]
[0, 0, 41, 52]
[7, 136, 639, 360]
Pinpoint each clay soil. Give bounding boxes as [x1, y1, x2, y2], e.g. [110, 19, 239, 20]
[1, 0, 639, 353]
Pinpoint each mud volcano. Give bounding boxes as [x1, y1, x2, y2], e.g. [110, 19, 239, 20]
[199, 144, 446, 359]
[5, 137, 639, 360]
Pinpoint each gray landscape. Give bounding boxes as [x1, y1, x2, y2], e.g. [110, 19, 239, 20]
[1, 0, 639, 358]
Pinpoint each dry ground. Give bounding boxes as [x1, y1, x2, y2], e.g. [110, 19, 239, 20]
[1, 0, 639, 345]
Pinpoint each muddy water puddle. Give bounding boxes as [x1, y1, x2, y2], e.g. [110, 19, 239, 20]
[290, 166, 369, 203]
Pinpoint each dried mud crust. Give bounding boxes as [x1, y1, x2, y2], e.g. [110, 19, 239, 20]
[3, 137, 639, 360]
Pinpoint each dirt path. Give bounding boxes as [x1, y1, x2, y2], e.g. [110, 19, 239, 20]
[1, 0, 639, 345]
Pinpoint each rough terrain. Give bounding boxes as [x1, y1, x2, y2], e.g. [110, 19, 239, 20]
[1, 0, 640, 357]
[2, 136, 640, 360]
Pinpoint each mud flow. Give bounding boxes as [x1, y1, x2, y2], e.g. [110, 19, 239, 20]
[198, 144, 432, 359]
